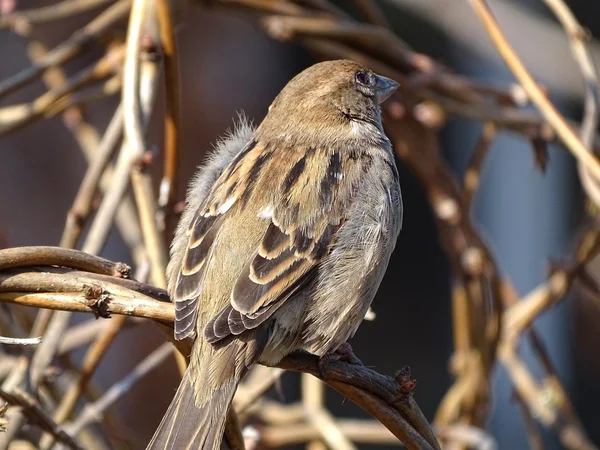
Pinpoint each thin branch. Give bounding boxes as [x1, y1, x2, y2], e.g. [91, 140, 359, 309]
[63, 343, 172, 437]
[0, 388, 82, 450]
[463, 122, 497, 208]
[260, 419, 399, 446]
[353, 0, 391, 28]
[84, 25, 159, 267]
[0, 288, 173, 323]
[40, 316, 128, 449]
[156, 0, 181, 226]
[124, 0, 169, 289]
[0, 44, 124, 136]
[0, 0, 131, 101]
[304, 406, 357, 450]
[514, 390, 544, 450]
[0, 247, 130, 278]
[467, 0, 600, 186]
[59, 317, 141, 355]
[302, 373, 327, 450]
[542, 0, 600, 209]
[60, 105, 124, 249]
[435, 424, 497, 450]
[0, 0, 113, 30]
[235, 367, 285, 414]
[0, 336, 41, 346]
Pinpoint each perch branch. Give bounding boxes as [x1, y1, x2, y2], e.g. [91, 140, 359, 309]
[0, 248, 438, 450]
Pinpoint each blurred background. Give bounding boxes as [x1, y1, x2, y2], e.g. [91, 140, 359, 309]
[1, 0, 600, 448]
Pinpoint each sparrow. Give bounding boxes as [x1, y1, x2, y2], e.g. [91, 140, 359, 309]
[147, 59, 403, 450]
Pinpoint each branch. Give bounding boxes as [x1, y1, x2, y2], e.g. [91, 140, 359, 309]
[63, 343, 173, 437]
[156, 0, 181, 225]
[0, 388, 82, 450]
[467, 0, 600, 191]
[0, 247, 130, 278]
[0, 0, 130, 101]
[0, 336, 40, 346]
[0, 0, 113, 30]
[542, 0, 600, 209]
[0, 247, 439, 450]
[60, 105, 124, 249]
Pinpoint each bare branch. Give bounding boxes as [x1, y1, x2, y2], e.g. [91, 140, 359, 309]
[0, 0, 131, 100]
[0, 337, 40, 346]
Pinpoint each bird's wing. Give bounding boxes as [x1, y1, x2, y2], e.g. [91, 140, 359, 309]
[173, 138, 370, 343]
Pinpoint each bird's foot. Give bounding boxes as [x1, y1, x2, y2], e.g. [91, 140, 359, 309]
[317, 342, 363, 378]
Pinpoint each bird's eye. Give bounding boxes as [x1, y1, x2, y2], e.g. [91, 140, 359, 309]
[355, 71, 370, 86]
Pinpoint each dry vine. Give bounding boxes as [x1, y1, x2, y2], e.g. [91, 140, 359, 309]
[0, 0, 599, 449]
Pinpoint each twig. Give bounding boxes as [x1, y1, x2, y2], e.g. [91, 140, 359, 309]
[0, 388, 82, 450]
[29, 311, 72, 390]
[260, 419, 399, 445]
[123, 0, 169, 289]
[384, 112, 502, 428]
[13, 27, 144, 310]
[59, 317, 141, 355]
[304, 406, 357, 450]
[0, 0, 131, 101]
[514, 390, 544, 450]
[0, 336, 40, 346]
[84, 24, 159, 267]
[60, 105, 124, 249]
[302, 373, 327, 450]
[156, 0, 181, 228]
[235, 367, 285, 414]
[435, 424, 497, 450]
[466, 0, 600, 187]
[0, 247, 130, 278]
[63, 343, 172, 437]
[0, 288, 173, 323]
[543, 0, 600, 149]
[0, 0, 113, 30]
[0, 359, 27, 448]
[39, 316, 128, 449]
[0, 44, 124, 136]
[493, 225, 600, 450]
[463, 122, 497, 208]
[542, 0, 600, 210]
[353, 0, 390, 28]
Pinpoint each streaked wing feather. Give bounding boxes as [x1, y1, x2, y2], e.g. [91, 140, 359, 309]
[175, 139, 366, 345]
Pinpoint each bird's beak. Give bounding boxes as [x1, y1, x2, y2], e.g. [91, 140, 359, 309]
[375, 75, 399, 104]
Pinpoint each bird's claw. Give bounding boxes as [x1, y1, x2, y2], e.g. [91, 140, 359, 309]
[317, 342, 363, 379]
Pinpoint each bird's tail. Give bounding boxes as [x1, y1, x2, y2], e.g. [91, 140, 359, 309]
[146, 368, 237, 450]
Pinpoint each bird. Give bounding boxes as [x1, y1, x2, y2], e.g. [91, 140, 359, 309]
[147, 59, 403, 450]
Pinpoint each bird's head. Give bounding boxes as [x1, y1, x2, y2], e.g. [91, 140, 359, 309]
[258, 60, 399, 142]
